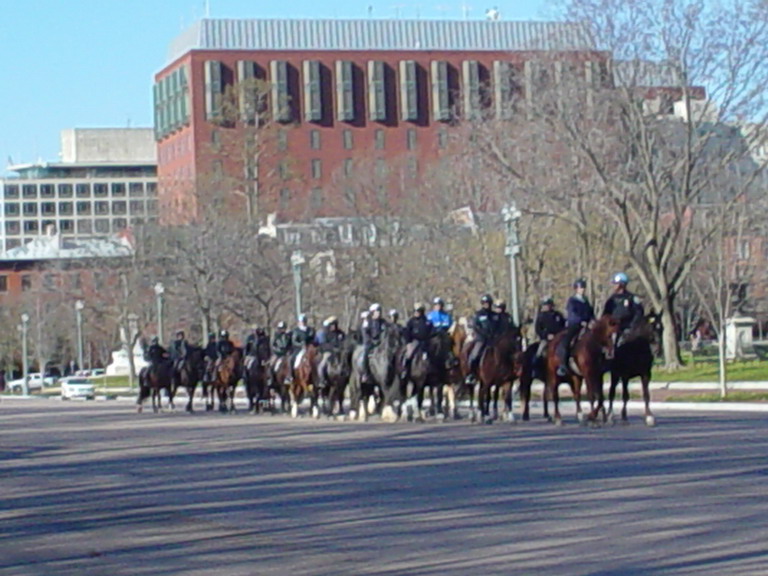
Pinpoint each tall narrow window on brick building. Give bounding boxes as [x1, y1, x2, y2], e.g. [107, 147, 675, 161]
[493, 61, 513, 120]
[343, 158, 353, 176]
[237, 60, 258, 122]
[311, 187, 324, 210]
[310, 129, 321, 150]
[437, 127, 448, 149]
[303, 60, 323, 122]
[270, 60, 291, 122]
[400, 60, 418, 121]
[336, 60, 355, 122]
[368, 60, 387, 121]
[279, 161, 289, 180]
[0, 275, 7, 293]
[311, 159, 322, 179]
[407, 129, 417, 150]
[431, 61, 450, 121]
[278, 129, 288, 151]
[463, 60, 481, 119]
[21, 275, 32, 292]
[204, 60, 223, 121]
[375, 129, 385, 150]
[280, 188, 291, 211]
[343, 129, 353, 150]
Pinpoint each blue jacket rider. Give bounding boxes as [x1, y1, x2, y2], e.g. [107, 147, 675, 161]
[427, 297, 453, 333]
[555, 279, 595, 376]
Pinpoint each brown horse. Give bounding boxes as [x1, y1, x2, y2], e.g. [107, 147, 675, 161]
[137, 361, 174, 414]
[268, 354, 294, 414]
[607, 320, 656, 426]
[243, 348, 271, 414]
[291, 344, 318, 418]
[205, 348, 243, 413]
[471, 328, 523, 424]
[545, 315, 620, 426]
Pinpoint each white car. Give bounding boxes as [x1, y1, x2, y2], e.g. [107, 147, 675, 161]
[60, 377, 95, 400]
[7, 373, 55, 393]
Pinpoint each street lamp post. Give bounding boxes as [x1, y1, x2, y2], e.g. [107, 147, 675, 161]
[290, 250, 306, 319]
[502, 203, 522, 327]
[20, 312, 30, 396]
[75, 300, 85, 371]
[154, 283, 165, 344]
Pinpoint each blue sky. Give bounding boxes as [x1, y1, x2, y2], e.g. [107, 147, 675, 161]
[0, 0, 549, 172]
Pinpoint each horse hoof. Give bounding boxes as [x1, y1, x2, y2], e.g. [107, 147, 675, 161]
[382, 406, 398, 424]
[504, 413, 515, 424]
[348, 410, 357, 421]
[291, 405, 299, 419]
[136, 406, 143, 414]
[645, 415, 656, 427]
[435, 413, 446, 423]
[554, 418, 563, 427]
[484, 417, 494, 425]
[576, 413, 586, 424]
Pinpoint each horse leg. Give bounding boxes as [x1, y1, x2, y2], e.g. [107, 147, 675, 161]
[608, 372, 619, 424]
[641, 374, 655, 426]
[136, 386, 148, 414]
[289, 384, 299, 418]
[572, 377, 585, 424]
[491, 384, 500, 421]
[434, 384, 445, 420]
[520, 376, 531, 422]
[186, 383, 195, 413]
[504, 383, 515, 424]
[551, 381, 562, 426]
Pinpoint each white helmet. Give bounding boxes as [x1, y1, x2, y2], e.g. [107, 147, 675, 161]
[388, 308, 399, 318]
[369, 303, 382, 312]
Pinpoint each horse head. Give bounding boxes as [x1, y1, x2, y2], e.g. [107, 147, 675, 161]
[593, 315, 621, 359]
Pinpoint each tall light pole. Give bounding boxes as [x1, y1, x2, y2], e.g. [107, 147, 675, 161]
[20, 312, 30, 396]
[75, 300, 85, 371]
[154, 283, 165, 344]
[502, 203, 522, 327]
[290, 250, 305, 319]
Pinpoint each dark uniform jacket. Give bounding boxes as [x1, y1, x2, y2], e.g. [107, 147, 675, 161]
[147, 343, 167, 364]
[535, 310, 566, 340]
[217, 339, 234, 359]
[272, 332, 292, 357]
[496, 311, 517, 334]
[566, 295, 595, 327]
[320, 329, 346, 352]
[363, 318, 387, 346]
[292, 326, 316, 348]
[170, 339, 188, 361]
[404, 316, 433, 343]
[603, 291, 644, 331]
[204, 340, 218, 361]
[473, 309, 498, 342]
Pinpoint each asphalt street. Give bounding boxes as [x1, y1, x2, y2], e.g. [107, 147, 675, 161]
[1, 400, 767, 576]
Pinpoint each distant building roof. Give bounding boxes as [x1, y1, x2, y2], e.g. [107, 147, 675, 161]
[612, 59, 681, 88]
[167, 18, 596, 64]
[1, 230, 134, 261]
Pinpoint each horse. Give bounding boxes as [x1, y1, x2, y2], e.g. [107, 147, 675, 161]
[544, 315, 620, 426]
[471, 327, 523, 424]
[137, 360, 174, 414]
[243, 346, 272, 414]
[348, 324, 403, 422]
[607, 319, 656, 426]
[268, 353, 294, 414]
[314, 339, 354, 419]
[402, 331, 454, 422]
[169, 346, 205, 413]
[291, 344, 319, 418]
[518, 341, 549, 421]
[204, 348, 243, 413]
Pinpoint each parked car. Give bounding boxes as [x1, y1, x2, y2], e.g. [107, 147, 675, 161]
[60, 377, 95, 400]
[7, 373, 56, 393]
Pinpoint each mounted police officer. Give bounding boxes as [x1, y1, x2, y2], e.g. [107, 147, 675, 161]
[292, 314, 316, 349]
[269, 321, 293, 380]
[401, 303, 434, 381]
[466, 294, 499, 384]
[203, 331, 218, 382]
[535, 297, 566, 358]
[555, 278, 595, 376]
[427, 297, 453, 333]
[495, 300, 517, 335]
[217, 330, 234, 360]
[362, 303, 387, 383]
[317, 316, 346, 388]
[169, 330, 189, 373]
[244, 327, 270, 370]
[388, 309, 406, 339]
[141, 336, 169, 388]
[603, 272, 645, 344]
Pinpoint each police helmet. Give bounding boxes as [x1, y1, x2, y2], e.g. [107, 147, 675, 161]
[573, 278, 587, 289]
[207, 332, 216, 340]
[369, 303, 382, 312]
[220, 330, 229, 338]
[414, 302, 426, 312]
[298, 313, 308, 323]
[277, 321, 286, 329]
[496, 300, 507, 311]
[325, 315, 338, 327]
[151, 336, 159, 345]
[433, 297, 444, 306]
[388, 309, 399, 318]
[360, 311, 369, 319]
[612, 272, 629, 285]
[540, 297, 554, 306]
[481, 294, 493, 305]
[256, 327, 265, 335]
[175, 330, 185, 338]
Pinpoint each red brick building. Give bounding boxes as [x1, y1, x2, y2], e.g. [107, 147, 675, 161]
[154, 18, 609, 224]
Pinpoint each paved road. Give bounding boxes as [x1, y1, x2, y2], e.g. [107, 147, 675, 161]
[1, 400, 767, 576]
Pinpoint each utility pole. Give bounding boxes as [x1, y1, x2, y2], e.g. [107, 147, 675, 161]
[502, 204, 522, 326]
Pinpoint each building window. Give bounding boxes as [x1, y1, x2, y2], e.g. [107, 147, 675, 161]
[400, 60, 419, 121]
[113, 201, 127, 215]
[60, 219, 74, 233]
[95, 219, 110, 233]
[58, 183, 73, 197]
[4, 184, 19, 199]
[212, 160, 223, 177]
[147, 199, 158, 214]
[431, 61, 450, 121]
[437, 128, 448, 149]
[4, 202, 19, 217]
[375, 158, 387, 179]
[76, 201, 91, 215]
[303, 60, 323, 122]
[40, 184, 55, 198]
[59, 202, 73, 215]
[270, 60, 291, 122]
[310, 130, 321, 150]
[23, 202, 37, 216]
[41, 202, 56, 216]
[5, 221, 20, 235]
[146, 182, 157, 196]
[94, 183, 108, 197]
[368, 60, 387, 121]
[95, 201, 110, 215]
[279, 188, 291, 211]
[204, 60, 224, 121]
[493, 61, 514, 119]
[343, 129, 353, 150]
[76, 183, 91, 197]
[113, 218, 128, 230]
[22, 184, 37, 198]
[0, 276, 7, 292]
[407, 129, 417, 150]
[70, 272, 81, 290]
[311, 187, 323, 210]
[408, 157, 419, 179]
[336, 60, 355, 121]
[77, 220, 92, 234]
[111, 183, 126, 197]
[311, 159, 322, 180]
[738, 240, 751, 260]
[21, 275, 32, 292]
[129, 182, 144, 197]
[375, 129, 385, 150]
[129, 200, 145, 214]
[23, 221, 38, 234]
[277, 129, 288, 152]
[463, 60, 481, 119]
[343, 158, 353, 177]
[279, 161, 289, 180]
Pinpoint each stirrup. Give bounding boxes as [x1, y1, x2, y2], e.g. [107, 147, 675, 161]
[556, 365, 567, 377]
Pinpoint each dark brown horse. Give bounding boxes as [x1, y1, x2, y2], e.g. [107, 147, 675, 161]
[170, 346, 205, 413]
[469, 328, 523, 424]
[243, 347, 271, 414]
[204, 348, 243, 413]
[314, 340, 354, 419]
[545, 315, 620, 426]
[291, 344, 318, 418]
[268, 354, 294, 414]
[608, 320, 656, 426]
[137, 361, 174, 414]
[518, 341, 548, 421]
